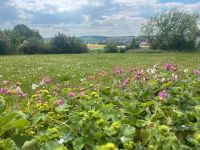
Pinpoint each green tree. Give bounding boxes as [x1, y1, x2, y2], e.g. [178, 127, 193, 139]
[14, 24, 42, 43]
[142, 10, 199, 50]
[0, 31, 10, 55]
[51, 33, 88, 54]
[104, 43, 118, 53]
[126, 38, 140, 50]
[18, 38, 43, 54]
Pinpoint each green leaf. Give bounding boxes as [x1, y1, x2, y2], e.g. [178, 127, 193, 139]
[0, 138, 19, 150]
[72, 137, 85, 150]
[121, 124, 135, 139]
[32, 113, 47, 125]
[21, 139, 38, 150]
[41, 141, 66, 150]
[55, 105, 70, 112]
[125, 101, 144, 115]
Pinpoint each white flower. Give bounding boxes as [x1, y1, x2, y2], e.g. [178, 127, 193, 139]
[15, 87, 22, 93]
[32, 84, 39, 90]
[80, 78, 85, 82]
[150, 69, 156, 74]
[161, 78, 166, 82]
[184, 69, 188, 73]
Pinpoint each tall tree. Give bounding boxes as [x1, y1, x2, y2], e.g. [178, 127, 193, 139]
[142, 10, 199, 50]
[0, 31, 10, 54]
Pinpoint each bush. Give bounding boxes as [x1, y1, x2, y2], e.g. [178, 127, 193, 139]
[18, 38, 44, 54]
[51, 33, 88, 54]
[104, 43, 118, 53]
[0, 31, 10, 55]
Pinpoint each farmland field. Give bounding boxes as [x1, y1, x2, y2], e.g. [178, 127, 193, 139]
[0, 53, 200, 149]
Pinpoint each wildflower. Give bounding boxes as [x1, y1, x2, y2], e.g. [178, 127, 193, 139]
[153, 64, 159, 69]
[0, 88, 4, 94]
[161, 78, 166, 82]
[159, 90, 167, 100]
[67, 92, 74, 97]
[5, 89, 14, 95]
[14, 87, 22, 93]
[56, 99, 65, 106]
[32, 84, 39, 90]
[134, 68, 139, 75]
[171, 64, 178, 71]
[3, 80, 9, 86]
[171, 73, 178, 81]
[193, 69, 199, 75]
[164, 63, 170, 71]
[80, 78, 85, 82]
[15, 80, 21, 86]
[184, 69, 188, 73]
[124, 78, 130, 84]
[78, 91, 85, 97]
[18, 92, 26, 98]
[134, 74, 139, 80]
[40, 77, 52, 85]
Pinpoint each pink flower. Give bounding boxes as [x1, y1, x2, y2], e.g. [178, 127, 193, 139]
[171, 64, 178, 71]
[124, 78, 130, 85]
[40, 77, 52, 84]
[68, 92, 74, 97]
[159, 90, 168, 100]
[134, 74, 139, 80]
[0, 88, 4, 94]
[113, 66, 124, 75]
[193, 69, 199, 75]
[18, 92, 26, 98]
[5, 89, 11, 95]
[134, 68, 139, 75]
[3, 80, 9, 86]
[164, 64, 170, 71]
[56, 99, 65, 106]
[78, 91, 85, 97]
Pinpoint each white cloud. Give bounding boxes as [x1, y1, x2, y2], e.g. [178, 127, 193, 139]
[1, 0, 200, 37]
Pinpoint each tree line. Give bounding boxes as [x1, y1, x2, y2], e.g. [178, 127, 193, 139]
[0, 24, 88, 55]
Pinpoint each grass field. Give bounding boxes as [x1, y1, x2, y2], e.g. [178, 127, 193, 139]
[87, 44, 106, 50]
[0, 53, 199, 82]
[0, 53, 200, 149]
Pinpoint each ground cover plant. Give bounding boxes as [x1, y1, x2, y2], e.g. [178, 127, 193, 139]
[0, 53, 200, 149]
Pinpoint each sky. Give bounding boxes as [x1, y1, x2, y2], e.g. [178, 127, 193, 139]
[0, 0, 200, 37]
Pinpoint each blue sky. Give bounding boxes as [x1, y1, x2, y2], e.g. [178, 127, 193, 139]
[0, 0, 199, 37]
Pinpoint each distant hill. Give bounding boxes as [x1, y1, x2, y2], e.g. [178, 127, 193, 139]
[80, 36, 135, 44]
[44, 36, 148, 45]
[80, 36, 110, 43]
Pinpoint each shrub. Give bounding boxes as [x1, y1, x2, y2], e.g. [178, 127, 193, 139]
[104, 43, 118, 53]
[18, 38, 44, 54]
[51, 33, 88, 54]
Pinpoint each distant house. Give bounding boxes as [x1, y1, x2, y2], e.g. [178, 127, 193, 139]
[195, 30, 200, 48]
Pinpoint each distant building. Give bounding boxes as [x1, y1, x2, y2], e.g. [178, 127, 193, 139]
[195, 30, 200, 48]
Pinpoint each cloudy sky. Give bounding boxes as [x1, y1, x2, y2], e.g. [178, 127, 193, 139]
[0, 0, 200, 37]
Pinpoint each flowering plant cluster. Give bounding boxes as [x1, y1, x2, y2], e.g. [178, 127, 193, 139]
[0, 64, 199, 150]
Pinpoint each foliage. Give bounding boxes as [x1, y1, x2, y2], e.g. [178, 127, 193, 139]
[104, 43, 118, 53]
[126, 38, 140, 50]
[0, 61, 200, 149]
[51, 33, 88, 54]
[142, 10, 199, 50]
[18, 38, 44, 54]
[0, 25, 88, 55]
[0, 31, 10, 55]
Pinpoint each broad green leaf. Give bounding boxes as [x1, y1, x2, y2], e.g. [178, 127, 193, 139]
[72, 137, 85, 150]
[41, 141, 66, 150]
